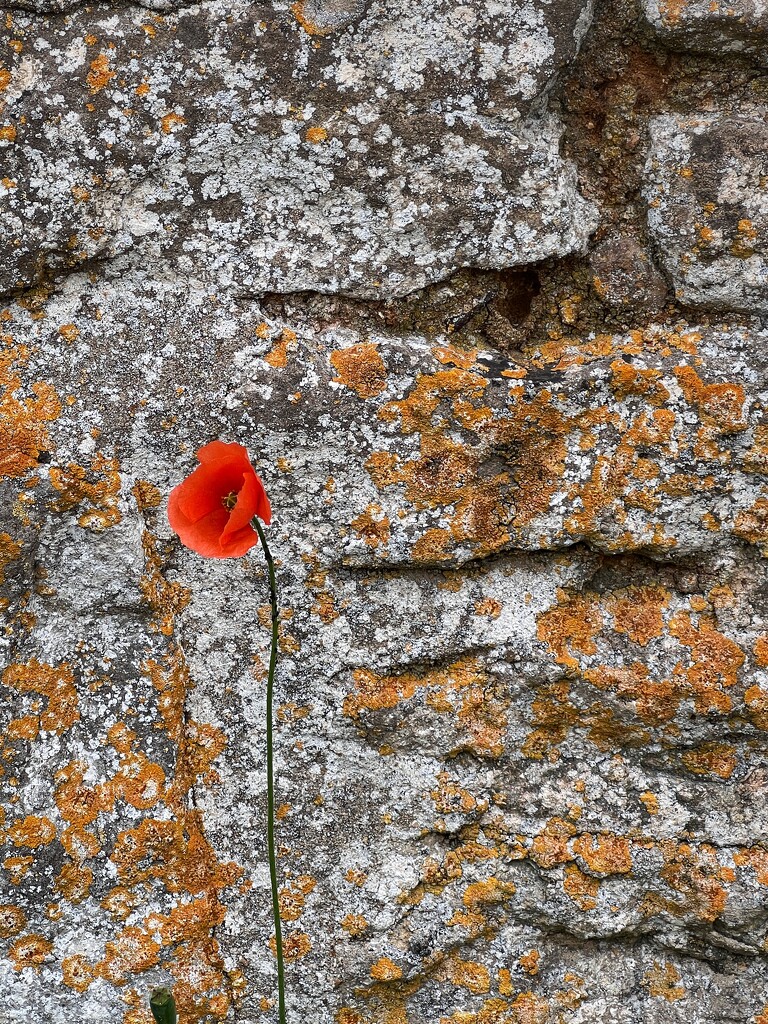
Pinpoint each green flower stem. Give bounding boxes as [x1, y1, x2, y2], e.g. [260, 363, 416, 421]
[252, 516, 286, 1024]
[150, 988, 177, 1024]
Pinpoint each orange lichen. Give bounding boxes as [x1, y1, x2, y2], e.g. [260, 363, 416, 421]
[412, 527, 453, 563]
[431, 773, 486, 817]
[58, 323, 80, 343]
[433, 344, 479, 370]
[341, 914, 368, 936]
[563, 864, 600, 910]
[742, 426, 768, 474]
[9, 934, 53, 971]
[351, 504, 391, 548]
[3, 659, 79, 739]
[0, 904, 25, 937]
[54, 761, 111, 826]
[745, 684, 768, 729]
[668, 611, 744, 709]
[572, 833, 632, 875]
[62, 953, 95, 992]
[306, 125, 328, 143]
[98, 925, 162, 984]
[536, 590, 603, 670]
[734, 848, 768, 886]
[131, 479, 162, 511]
[681, 742, 738, 779]
[346, 657, 508, 757]
[734, 497, 768, 552]
[0, 340, 60, 479]
[643, 961, 686, 1001]
[536, 582, 746, 736]
[49, 453, 122, 530]
[370, 957, 403, 982]
[337, 1010, 365, 1024]
[640, 792, 660, 815]
[474, 597, 502, 617]
[522, 681, 579, 760]
[55, 861, 94, 904]
[530, 817, 576, 869]
[440, 993, 551, 1024]
[264, 329, 297, 369]
[291, 1, 335, 34]
[610, 361, 670, 405]
[278, 931, 312, 961]
[101, 887, 141, 921]
[344, 667, 414, 717]
[654, 842, 729, 922]
[375, 367, 521, 558]
[674, 366, 747, 435]
[114, 751, 166, 809]
[137, 533, 191, 636]
[0, 531, 20, 584]
[607, 586, 669, 645]
[8, 814, 56, 848]
[86, 53, 115, 92]
[279, 875, 317, 922]
[519, 950, 540, 976]
[364, 452, 406, 489]
[440, 955, 490, 995]
[161, 111, 186, 134]
[111, 816, 241, 895]
[331, 344, 388, 399]
[4, 857, 33, 884]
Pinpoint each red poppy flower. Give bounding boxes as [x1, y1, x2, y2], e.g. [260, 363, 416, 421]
[167, 441, 272, 558]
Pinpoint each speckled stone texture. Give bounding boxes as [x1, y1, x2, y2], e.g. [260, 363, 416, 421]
[3, 1, 768, 1023]
[0, 0, 596, 298]
[641, 0, 768, 60]
[645, 108, 768, 313]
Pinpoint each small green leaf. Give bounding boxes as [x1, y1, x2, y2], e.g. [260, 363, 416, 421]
[150, 988, 177, 1024]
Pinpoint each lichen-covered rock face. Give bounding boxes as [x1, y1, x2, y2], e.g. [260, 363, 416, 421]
[0, 0, 596, 299]
[4, 0, 768, 1022]
[4, 275, 768, 1023]
[645, 109, 768, 314]
[641, 0, 768, 61]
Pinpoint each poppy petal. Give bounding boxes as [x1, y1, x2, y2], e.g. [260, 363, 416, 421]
[253, 474, 272, 526]
[175, 463, 246, 523]
[220, 524, 260, 557]
[197, 440, 251, 469]
[221, 472, 260, 540]
[177, 507, 231, 557]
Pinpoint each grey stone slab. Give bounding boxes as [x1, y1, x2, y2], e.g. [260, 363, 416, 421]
[645, 109, 768, 314]
[0, 0, 596, 299]
[642, 0, 768, 62]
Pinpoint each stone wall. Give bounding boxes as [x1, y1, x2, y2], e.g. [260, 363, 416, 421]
[2, 0, 768, 1021]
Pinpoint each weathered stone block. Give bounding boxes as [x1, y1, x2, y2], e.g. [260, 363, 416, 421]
[3, 276, 768, 1020]
[0, 0, 596, 299]
[641, 0, 768, 61]
[645, 109, 768, 313]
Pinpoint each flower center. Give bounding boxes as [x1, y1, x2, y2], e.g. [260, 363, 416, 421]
[221, 491, 238, 511]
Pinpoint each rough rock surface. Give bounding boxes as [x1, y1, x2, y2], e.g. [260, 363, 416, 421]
[3, 0, 768, 1023]
[0, 0, 596, 299]
[645, 109, 768, 314]
[641, 0, 768, 61]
